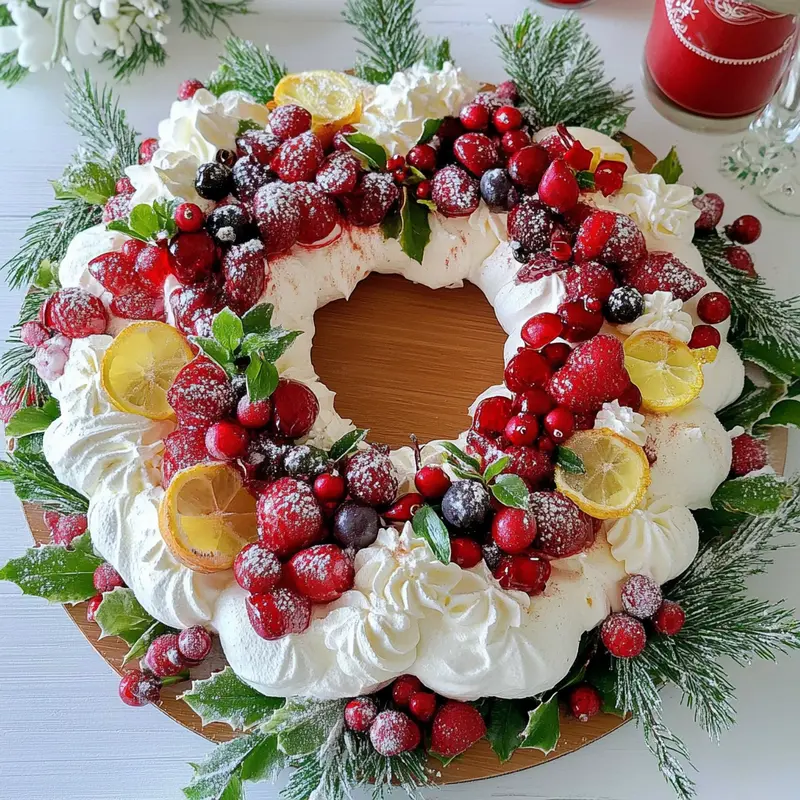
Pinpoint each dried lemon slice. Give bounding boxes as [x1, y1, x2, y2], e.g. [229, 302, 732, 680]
[623, 330, 704, 414]
[159, 463, 258, 572]
[555, 429, 650, 520]
[101, 321, 193, 420]
[273, 70, 362, 143]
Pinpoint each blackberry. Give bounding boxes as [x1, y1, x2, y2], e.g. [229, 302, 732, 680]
[510, 240, 530, 264]
[605, 286, 644, 324]
[195, 162, 233, 201]
[441, 480, 491, 530]
[205, 205, 253, 246]
[333, 501, 380, 550]
[282, 445, 333, 482]
[480, 168, 513, 211]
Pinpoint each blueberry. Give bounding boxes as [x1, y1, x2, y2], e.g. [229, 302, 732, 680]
[205, 205, 254, 246]
[195, 162, 233, 201]
[510, 240, 530, 264]
[605, 286, 644, 324]
[441, 480, 491, 530]
[334, 501, 380, 550]
[480, 168, 513, 210]
[482, 541, 503, 573]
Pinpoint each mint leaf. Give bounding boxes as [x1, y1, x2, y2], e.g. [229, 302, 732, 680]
[418, 118, 442, 145]
[212, 308, 244, 353]
[106, 219, 145, 242]
[241, 303, 274, 334]
[0, 532, 102, 604]
[491, 474, 530, 510]
[755, 398, 800, 433]
[440, 441, 482, 473]
[719, 376, 786, 431]
[411, 505, 451, 564]
[450, 464, 483, 481]
[264, 697, 347, 756]
[329, 428, 369, 462]
[237, 119, 263, 136]
[189, 336, 235, 374]
[711, 474, 793, 516]
[487, 699, 527, 763]
[239, 735, 285, 782]
[520, 694, 560, 753]
[184, 732, 269, 800]
[122, 621, 170, 666]
[240, 329, 301, 362]
[95, 587, 155, 645]
[556, 446, 586, 474]
[483, 455, 510, 484]
[344, 132, 388, 171]
[182, 667, 284, 730]
[245, 355, 278, 403]
[5, 397, 60, 438]
[128, 204, 160, 240]
[737, 338, 800, 382]
[152, 198, 179, 239]
[396, 189, 431, 264]
[576, 170, 595, 190]
[650, 146, 683, 184]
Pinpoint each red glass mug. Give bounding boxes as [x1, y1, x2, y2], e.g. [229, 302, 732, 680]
[646, 0, 798, 118]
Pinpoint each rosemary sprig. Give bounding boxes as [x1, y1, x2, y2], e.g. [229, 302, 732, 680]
[492, 11, 633, 135]
[0, 450, 88, 514]
[216, 38, 287, 104]
[180, 0, 252, 38]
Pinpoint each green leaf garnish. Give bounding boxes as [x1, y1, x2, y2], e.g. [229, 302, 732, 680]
[650, 146, 683, 184]
[211, 307, 244, 352]
[52, 160, 117, 206]
[189, 336, 235, 374]
[411, 505, 451, 564]
[264, 697, 347, 756]
[519, 693, 560, 753]
[711, 474, 793, 516]
[95, 587, 156, 645]
[418, 118, 442, 145]
[718, 376, 786, 432]
[5, 397, 60, 438]
[394, 188, 432, 264]
[483, 455, 510, 484]
[240, 329, 301, 363]
[245, 355, 279, 403]
[491, 473, 530, 509]
[122, 621, 171, 666]
[343, 132, 388, 171]
[486, 698, 527, 763]
[440, 441, 482, 473]
[241, 303, 274, 334]
[755, 398, 800, 433]
[556, 446, 586, 474]
[736, 338, 800, 383]
[329, 428, 369, 462]
[576, 170, 595, 190]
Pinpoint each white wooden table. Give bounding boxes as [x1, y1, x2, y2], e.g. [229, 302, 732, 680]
[1, 2, 798, 798]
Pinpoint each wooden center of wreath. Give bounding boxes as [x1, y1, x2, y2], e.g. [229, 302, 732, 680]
[312, 273, 507, 448]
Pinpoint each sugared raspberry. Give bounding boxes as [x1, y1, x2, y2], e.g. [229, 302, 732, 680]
[508, 197, 556, 254]
[459, 102, 490, 131]
[234, 542, 282, 593]
[340, 172, 400, 226]
[601, 612, 647, 658]
[569, 685, 601, 722]
[409, 691, 437, 722]
[232, 156, 275, 203]
[89, 250, 138, 296]
[144, 633, 187, 677]
[725, 214, 761, 244]
[346, 446, 398, 507]
[222, 239, 267, 316]
[246, 588, 311, 639]
[530, 491, 594, 558]
[504, 348, 552, 392]
[696, 291, 731, 324]
[692, 192, 724, 232]
[430, 701, 486, 758]
[93, 563, 125, 593]
[270, 104, 312, 140]
[315, 152, 360, 195]
[20, 320, 49, 347]
[257, 477, 324, 557]
[538, 159, 579, 213]
[431, 165, 480, 217]
[161, 426, 209, 486]
[111, 290, 166, 321]
[237, 129, 281, 164]
[504, 445, 554, 488]
[270, 131, 324, 183]
[119, 669, 161, 706]
[42, 288, 107, 338]
[167, 358, 235, 427]
[473, 395, 514, 437]
[170, 280, 223, 335]
[621, 574, 663, 619]
[285, 544, 354, 602]
[370, 710, 421, 756]
[543, 406, 575, 442]
[492, 507, 538, 554]
[86, 593, 103, 622]
[169, 230, 216, 285]
[51, 513, 88, 547]
[253, 181, 302, 255]
[622, 251, 706, 302]
[507, 145, 550, 191]
[269, 378, 319, 439]
[414, 465, 451, 500]
[453, 133, 498, 177]
[450, 537, 483, 569]
[653, 600, 686, 636]
[493, 552, 551, 594]
[138, 138, 158, 164]
[294, 182, 340, 245]
[177, 79, 204, 100]
[504, 413, 539, 447]
[730, 433, 768, 476]
[344, 697, 378, 732]
[575, 210, 646, 272]
[563, 262, 617, 304]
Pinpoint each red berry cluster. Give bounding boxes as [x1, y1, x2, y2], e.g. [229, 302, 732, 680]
[43, 510, 88, 549]
[693, 193, 760, 277]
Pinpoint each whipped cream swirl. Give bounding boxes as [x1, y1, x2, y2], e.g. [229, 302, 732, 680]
[619, 291, 694, 343]
[594, 400, 648, 447]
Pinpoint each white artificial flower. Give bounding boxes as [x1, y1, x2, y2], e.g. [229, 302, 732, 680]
[98, 0, 120, 19]
[2, 1, 55, 72]
[75, 16, 119, 56]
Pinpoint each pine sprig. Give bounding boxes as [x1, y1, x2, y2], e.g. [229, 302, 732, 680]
[0, 7, 26, 88]
[492, 11, 633, 135]
[101, 33, 168, 83]
[180, 0, 252, 38]
[216, 38, 287, 105]
[0, 341, 46, 405]
[0, 450, 88, 514]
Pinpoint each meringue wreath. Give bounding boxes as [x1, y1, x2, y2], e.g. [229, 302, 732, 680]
[2, 5, 800, 800]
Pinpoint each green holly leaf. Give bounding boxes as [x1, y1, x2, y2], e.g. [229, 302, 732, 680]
[556, 446, 586, 474]
[5, 397, 60, 438]
[486, 699, 527, 763]
[122, 621, 171, 666]
[240, 329, 301, 363]
[737, 338, 800, 383]
[241, 303, 274, 335]
[650, 146, 683, 184]
[519, 694, 560, 753]
[0, 532, 102, 604]
[212, 308, 244, 353]
[182, 667, 285, 730]
[239, 734, 285, 782]
[440, 441, 482, 473]
[718, 376, 786, 431]
[328, 428, 369, 462]
[711, 474, 793, 516]
[412, 505, 451, 565]
[189, 336, 235, 374]
[418, 118, 442, 145]
[483, 455, 510, 484]
[585, 659, 626, 717]
[394, 188, 431, 264]
[576, 170, 595, 190]
[343, 132, 388, 171]
[693, 508, 748, 541]
[754, 398, 800, 433]
[236, 119, 263, 136]
[245, 355, 279, 403]
[264, 697, 347, 756]
[95, 587, 156, 645]
[491, 474, 530, 510]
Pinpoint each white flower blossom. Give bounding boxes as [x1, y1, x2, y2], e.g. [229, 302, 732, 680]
[1, 1, 56, 72]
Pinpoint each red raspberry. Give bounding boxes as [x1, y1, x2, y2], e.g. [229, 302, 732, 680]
[370, 710, 421, 756]
[500, 128, 531, 155]
[601, 612, 647, 658]
[492, 507, 537, 554]
[234, 543, 282, 593]
[653, 600, 686, 636]
[392, 674, 422, 707]
[205, 421, 249, 461]
[508, 197, 556, 254]
[504, 413, 539, 447]
[563, 262, 617, 303]
[138, 137, 159, 164]
[161, 426, 209, 486]
[270, 378, 319, 439]
[111, 290, 166, 321]
[730, 433, 768, 476]
[575, 210, 647, 272]
[537, 159, 579, 213]
[494, 552, 551, 594]
[232, 156, 273, 202]
[507, 145, 551, 191]
[725, 214, 761, 244]
[459, 103, 490, 131]
[430, 701, 486, 758]
[42, 288, 107, 338]
[530, 491, 594, 558]
[119, 669, 161, 706]
[543, 406, 575, 442]
[312, 473, 347, 503]
[174, 202, 205, 233]
[569, 685, 601, 722]
[169, 231, 216, 285]
[294, 182, 340, 245]
[86, 594, 102, 622]
[257, 477, 324, 557]
[513, 387, 554, 416]
[166, 283, 223, 337]
[177, 79, 204, 100]
[407, 143, 437, 172]
[285, 544, 354, 602]
[144, 633, 187, 677]
[414, 466, 451, 500]
[270, 131, 324, 183]
[246, 588, 311, 639]
[135, 246, 174, 294]
[453, 133, 499, 177]
[692, 192, 724, 232]
[431, 165, 480, 217]
[269, 104, 312, 140]
[696, 291, 731, 324]
[346, 446, 398, 507]
[236, 129, 281, 164]
[622, 251, 706, 302]
[340, 172, 400, 226]
[344, 697, 379, 732]
[557, 300, 604, 343]
[93, 563, 125, 593]
[20, 320, 49, 347]
[236, 395, 272, 429]
[51, 513, 88, 547]
[253, 181, 302, 254]
[725, 245, 756, 276]
[621, 574, 663, 619]
[504, 445, 554, 488]
[493, 105, 523, 132]
[504, 348, 551, 392]
[332, 124, 357, 151]
[177, 626, 212, 663]
[409, 691, 438, 722]
[222, 239, 267, 316]
[315, 152, 360, 195]
[450, 537, 483, 569]
[89, 250, 137, 296]
[473, 395, 514, 437]
[383, 492, 425, 522]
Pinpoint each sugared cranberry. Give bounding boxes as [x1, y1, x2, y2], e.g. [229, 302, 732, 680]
[236, 395, 272, 429]
[521, 312, 564, 349]
[138, 138, 158, 164]
[569, 685, 601, 722]
[257, 477, 324, 557]
[205, 421, 249, 461]
[167, 358, 235, 427]
[309, 473, 345, 504]
[119, 670, 161, 706]
[93, 563, 124, 593]
[473, 395, 514, 436]
[169, 231, 216, 285]
[104, 193, 132, 223]
[407, 143, 437, 172]
[270, 104, 312, 140]
[414, 465, 451, 500]
[543, 406, 575, 442]
[246, 588, 311, 639]
[177, 79, 204, 100]
[504, 348, 551, 392]
[507, 145, 550, 191]
[285, 544, 354, 602]
[688, 324, 721, 349]
[86, 594, 102, 622]
[495, 80, 518, 102]
[344, 697, 378, 732]
[408, 691, 437, 722]
[43, 288, 107, 338]
[383, 492, 425, 523]
[253, 181, 302, 255]
[725, 245, 756, 277]
[494, 552, 550, 594]
[370, 710, 421, 756]
[696, 291, 731, 324]
[144, 633, 187, 677]
[233, 542, 282, 593]
[653, 601, 686, 636]
[178, 626, 212, 663]
[621, 574, 663, 620]
[493, 105, 523, 132]
[601, 612, 647, 658]
[431, 165, 480, 217]
[500, 128, 531, 156]
[725, 214, 761, 244]
[270, 378, 319, 439]
[492, 507, 538, 554]
[730, 432, 769, 476]
[271, 131, 324, 183]
[450, 537, 483, 569]
[504, 413, 539, 447]
[541, 342, 572, 369]
[391, 675, 422, 707]
[459, 103, 490, 131]
[346, 446, 398, 507]
[513, 387, 553, 416]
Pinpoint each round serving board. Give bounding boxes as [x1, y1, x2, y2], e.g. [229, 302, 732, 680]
[23, 135, 788, 785]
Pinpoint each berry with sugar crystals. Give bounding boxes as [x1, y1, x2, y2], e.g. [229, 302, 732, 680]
[346, 446, 398, 507]
[43, 288, 107, 338]
[459, 103, 490, 131]
[450, 537, 483, 569]
[507, 145, 550, 191]
[111, 290, 166, 321]
[730, 432, 768, 476]
[601, 612, 647, 658]
[178, 626, 212, 663]
[543, 406, 575, 442]
[431, 165, 480, 217]
[453, 133, 498, 177]
[558, 300, 604, 342]
[493, 105, 523, 132]
[480, 168, 514, 211]
[206, 205, 252, 246]
[195, 162, 233, 201]
[103, 190, 131, 221]
[177, 79, 204, 100]
[236, 129, 281, 164]
[521, 312, 563, 349]
[725, 214, 761, 244]
[286, 544, 354, 602]
[414, 466, 451, 501]
[93, 563, 125, 593]
[504, 445, 554, 488]
[144, 633, 187, 677]
[409, 691, 437, 723]
[513, 387, 553, 416]
[270, 131, 324, 183]
[20, 320, 49, 347]
[269, 378, 319, 439]
[504, 413, 539, 447]
[500, 128, 531, 156]
[161, 427, 210, 486]
[573, 210, 623, 264]
[313, 473, 347, 504]
[138, 138, 158, 164]
[688, 324, 721, 350]
[696, 291, 731, 324]
[174, 202, 205, 233]
[51, 513, 88, 547]
[270, 104, 312, 140]
[315, 152, 360, 195]
[340, 172, 400, 226]
[541, 341, 572, 369]
[169, 282, 225, 337]
[119, 670, 161, 707]
[508, 197, 556, 254]
[232, 156, 274, 203]
[234, 542, 282, 593]
[564, 262, 617, 304]
[504, 348, 552, 392]
[333, 501, 380, 549]
[134, 246, 173, 294]
[441, 480, 492, 530]
[205, 421, 249, 461]
[725, 245, 756, 277]
[407, 143, 437, 172]
[530, 490, 594, 558]
[392, 675, 422, 707]
[492, 507, 538, 554]
[253, 181, 302, 254]
[569, 685, 601, 722]
[257, 477, 324, 557]
[169, 231, 216, 285]
[295, 182, 340, 245]
[89, 251, 138, 296]
[344, 697, 378, 732]
[621, 574, 663, 619]
[332, 124, 357, 151]
[654, 601, 686, 636]
[237, 394, 272, 429]
[473, 395, 514, 436]
[370, 710, 421, 756]
[692, 192, 724, 232]
[495, 80, 518, 102]
[605, 286, 644, 324]
[168, 357, 235, 427]
[86, 594, 102, 622]
[622, 251, 706, 302]
[246, 588, 311, 639]
[538, 159, 579, 213]
[430, 701, 486, 758]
